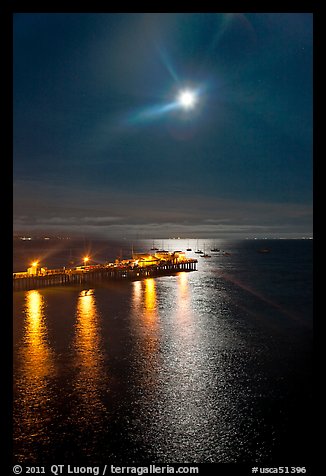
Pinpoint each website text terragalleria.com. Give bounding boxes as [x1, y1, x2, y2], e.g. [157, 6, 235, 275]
[12, 464, 311, 475]
[48, 465, 199, 475]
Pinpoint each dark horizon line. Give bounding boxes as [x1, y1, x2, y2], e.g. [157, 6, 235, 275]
[13, 234, 313, 240]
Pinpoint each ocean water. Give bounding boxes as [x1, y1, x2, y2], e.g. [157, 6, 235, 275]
[13, 239, 313, 464]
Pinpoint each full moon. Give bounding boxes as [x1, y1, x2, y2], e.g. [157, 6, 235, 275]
[178, 90, 196, 109]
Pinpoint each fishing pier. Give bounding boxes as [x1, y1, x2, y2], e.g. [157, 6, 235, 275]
[13, 251, 197, 292]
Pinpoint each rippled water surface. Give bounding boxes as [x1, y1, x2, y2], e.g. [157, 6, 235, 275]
[13, 239, 313, 463]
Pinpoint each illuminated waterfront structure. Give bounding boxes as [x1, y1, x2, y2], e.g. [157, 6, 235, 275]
[13, 250, 197, 291]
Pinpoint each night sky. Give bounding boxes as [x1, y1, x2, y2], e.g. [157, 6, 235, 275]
[13, 13, 313, 239]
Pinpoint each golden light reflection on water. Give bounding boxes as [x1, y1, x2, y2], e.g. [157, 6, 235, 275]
[132, 278, 158, 325]
[132, 280, 142, 310]
[73, 289, 106, 425]
[15, 290, 55, 449]
[131, 278, 158, 363]
[175, 272, 194, 337]
[22, 290, 54, 376]
[178, 272, 189, 303]
[144, 278, 157, 323]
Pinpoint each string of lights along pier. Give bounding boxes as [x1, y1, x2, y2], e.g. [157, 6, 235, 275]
[13, 250, 197, 291]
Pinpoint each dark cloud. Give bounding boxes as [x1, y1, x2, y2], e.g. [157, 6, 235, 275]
[14, 179, 312, 238]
